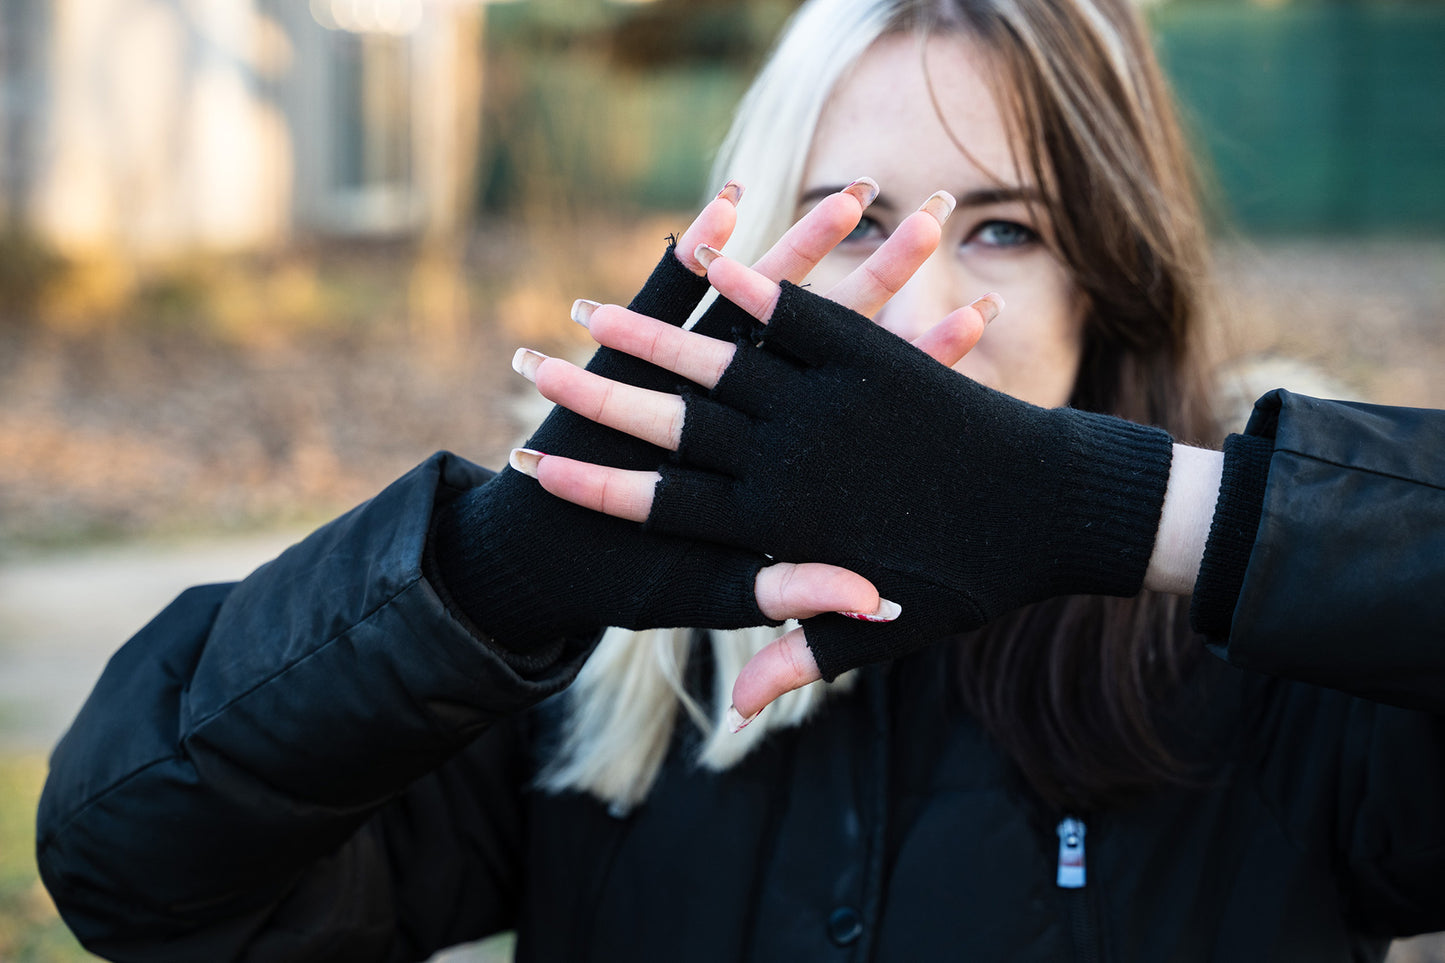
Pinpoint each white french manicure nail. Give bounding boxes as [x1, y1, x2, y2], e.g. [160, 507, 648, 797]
[843, 176, 880, 209]
[727, 704, 761, 734]
[716, 180, 744, 205]
[571, 299, 599, 328]
[970, 292, 1004, 324]
[841, 597, 903, 622]
[694, 243, 722, 271]
[511, 347, 548, 382]
[920, 190, 956, 225]
[509, 448, 543, 478]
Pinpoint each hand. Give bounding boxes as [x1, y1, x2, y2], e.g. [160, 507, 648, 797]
[432, 181, 908, 649]
[512, 211, 1176, 721]
[509, 187, 1003, 712]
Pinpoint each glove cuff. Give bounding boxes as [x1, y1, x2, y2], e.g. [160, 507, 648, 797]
[1190, 432, 1273, 638]
[1045, 410, 1176, 599]
[430, 477, 582, 653]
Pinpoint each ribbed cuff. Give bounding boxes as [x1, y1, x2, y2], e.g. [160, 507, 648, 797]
[1051, 410, 1176, 599]
[1190, 433, 1273, 638]
[428, 479, 576, 659]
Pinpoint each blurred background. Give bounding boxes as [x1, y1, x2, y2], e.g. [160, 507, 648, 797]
[0, 0, 1441, 959]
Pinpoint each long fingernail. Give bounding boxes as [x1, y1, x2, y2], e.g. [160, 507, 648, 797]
[843, 176, 880, 209]
[694, 243, 722, 270]
[716, 180, 744, 205]
[509, 448, 543, 478]
[511, 347, 548, 382]
[919, 190, 957, 225]
[727, 704, 762, 734]
[571, 298, 599, 328]
[841, 597, 903, 623]
[970, 292, 1004, 325]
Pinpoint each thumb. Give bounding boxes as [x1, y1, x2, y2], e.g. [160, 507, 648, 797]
[727, 627, 821, 732]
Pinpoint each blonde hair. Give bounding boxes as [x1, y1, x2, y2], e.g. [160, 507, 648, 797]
[542, 0, 1219, 812]
[538, 626, 853, 813]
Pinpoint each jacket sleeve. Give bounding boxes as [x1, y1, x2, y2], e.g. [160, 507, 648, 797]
[1202, 389, 1445, 712]
[36, 452, 594, 963]
[1196, 392, 1445, 936]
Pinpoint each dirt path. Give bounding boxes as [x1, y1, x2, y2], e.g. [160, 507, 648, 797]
[0, 530, 306, 751]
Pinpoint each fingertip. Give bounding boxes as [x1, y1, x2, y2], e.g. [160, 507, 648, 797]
[583, 302, 622, 343]
[970, 292, 1004, 325]
[525, 451, 586, 502]
[716, 179, 745, 206]
[919, 189, 957, 226]
[511, 347, 547, 383]
[508, 447, 543, 479]
[840, 596, 902, 622]
[842, 175, 880, 209]
[694, 243, 723, 271]
[527, 353, 568, 399]
[834, 568, 883, 617]
[726, 704, 761, 734]
[570, 298, 598, 328]
[915, 300, 989, 367]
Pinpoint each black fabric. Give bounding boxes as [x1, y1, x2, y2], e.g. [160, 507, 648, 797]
[431, 245, 777, 650]
[1191, 432, 1274, 638]
[36, 395, 1445, 963]
[1205, 389, 1445, 712]
[646, 281, 1175, 680]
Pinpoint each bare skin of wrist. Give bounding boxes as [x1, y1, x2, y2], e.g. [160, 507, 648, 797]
[1143, 443, 1225, 596]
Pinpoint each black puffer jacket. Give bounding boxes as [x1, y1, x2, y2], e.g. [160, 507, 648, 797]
[37, 391, 1445, 962]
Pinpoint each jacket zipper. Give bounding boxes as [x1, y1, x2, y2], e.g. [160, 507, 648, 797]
[1057, 815, 1101, 963]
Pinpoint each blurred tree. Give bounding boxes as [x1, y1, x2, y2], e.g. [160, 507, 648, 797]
[477, 0, 802, 215]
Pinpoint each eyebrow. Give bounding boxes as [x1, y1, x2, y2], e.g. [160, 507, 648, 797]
[798, 184, 1046, 210]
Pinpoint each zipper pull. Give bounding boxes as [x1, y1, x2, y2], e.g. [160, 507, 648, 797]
[1056, 816, 1086, 888]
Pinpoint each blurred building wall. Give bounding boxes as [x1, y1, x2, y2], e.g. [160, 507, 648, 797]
[0, 0, 482, 260]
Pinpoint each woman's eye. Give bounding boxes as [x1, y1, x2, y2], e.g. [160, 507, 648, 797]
[968, 220, 1039, 249]
[842, 216, 885, 244]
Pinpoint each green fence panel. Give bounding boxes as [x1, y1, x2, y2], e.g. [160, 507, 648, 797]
[1153, 2, 1445, 235]
[480, 2, 1445, 234]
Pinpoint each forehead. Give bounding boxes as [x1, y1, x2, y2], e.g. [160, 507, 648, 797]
[802, 32, 1024, 194]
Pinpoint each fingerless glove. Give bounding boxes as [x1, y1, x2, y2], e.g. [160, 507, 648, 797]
[431, 245, 778, 653]
[644, 282, 1175, 680]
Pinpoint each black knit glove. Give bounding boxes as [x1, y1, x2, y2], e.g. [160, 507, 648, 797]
[431, 245, 777, 652]
[644, 282, 1175, 681]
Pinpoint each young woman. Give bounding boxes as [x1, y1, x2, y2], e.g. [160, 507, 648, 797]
[37, 0, 1445, 960]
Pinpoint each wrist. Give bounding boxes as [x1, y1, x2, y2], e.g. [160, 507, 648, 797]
[1143, 444, 1225, 595]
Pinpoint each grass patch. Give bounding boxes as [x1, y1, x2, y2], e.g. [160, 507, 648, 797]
[0, 755, 95, 961]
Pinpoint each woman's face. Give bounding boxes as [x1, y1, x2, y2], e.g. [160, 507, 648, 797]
[799, 33, 1084, 408]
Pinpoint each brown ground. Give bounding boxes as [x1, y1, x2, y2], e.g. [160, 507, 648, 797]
[1, 230, 1441, 554]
